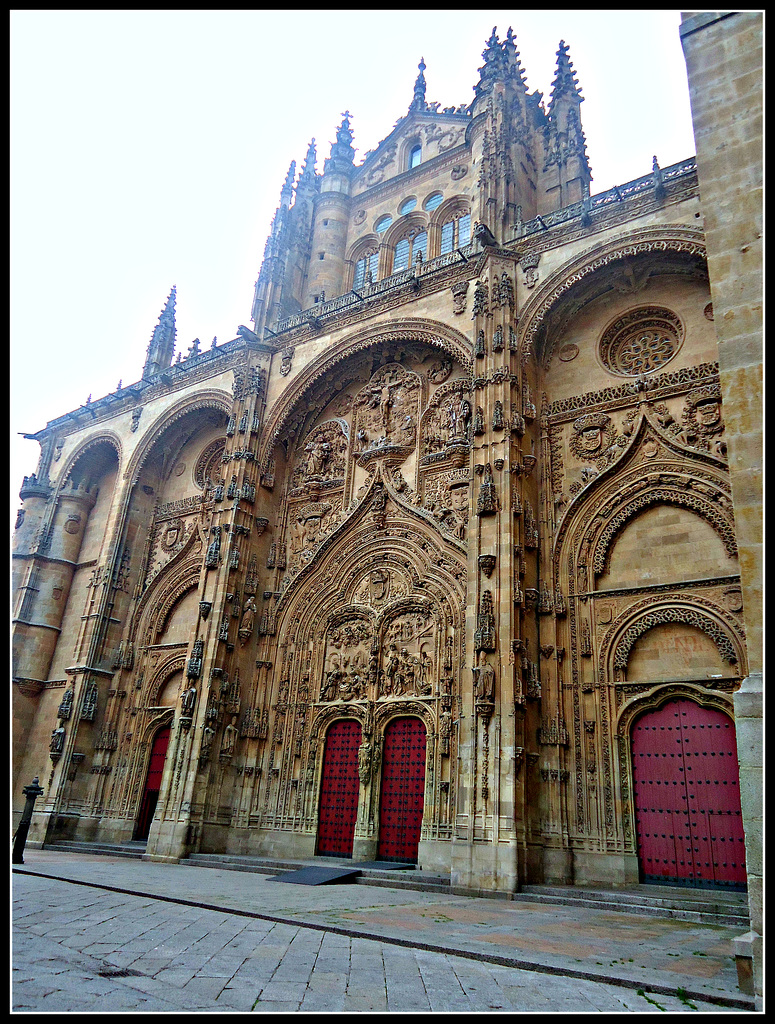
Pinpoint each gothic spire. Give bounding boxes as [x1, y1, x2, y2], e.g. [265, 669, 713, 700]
[324, 110, 355, 171]
[548, 40, 583, 118]
[474, 27, 511, 101]
[280, 160, 296, 208]
[410, 57, 427, 111]
[295, 140, 318, 197]
[501, 27, 529, 90]
[142, 286, 177, 380]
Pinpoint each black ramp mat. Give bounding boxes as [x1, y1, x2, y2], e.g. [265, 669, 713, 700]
[270, 866, 361, 885]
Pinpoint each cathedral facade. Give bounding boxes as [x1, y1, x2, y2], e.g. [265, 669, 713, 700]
[13, 29, 753, 895]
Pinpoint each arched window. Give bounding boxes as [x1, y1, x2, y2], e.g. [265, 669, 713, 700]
[440, 210, 472, 254]
[408, 144, 422, 169]
[353, 248, 379, 289]
[393, 227, 427, 272]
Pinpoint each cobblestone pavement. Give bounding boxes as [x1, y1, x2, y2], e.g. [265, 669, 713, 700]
[12, 853, 752, 1013]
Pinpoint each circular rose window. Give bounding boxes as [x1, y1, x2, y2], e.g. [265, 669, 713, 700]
[599, 306, 684, 377]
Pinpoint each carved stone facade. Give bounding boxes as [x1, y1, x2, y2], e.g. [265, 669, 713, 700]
[12, 26, 758, 905]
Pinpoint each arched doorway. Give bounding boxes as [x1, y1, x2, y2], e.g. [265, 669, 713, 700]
[377, 717, 427, 863]
[135, 725, 171, 841]
[316, 720, 362, 858]
[631, 698, 746, 889]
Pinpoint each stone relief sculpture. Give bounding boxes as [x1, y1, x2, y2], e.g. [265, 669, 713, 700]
[353, 364, 421, 458]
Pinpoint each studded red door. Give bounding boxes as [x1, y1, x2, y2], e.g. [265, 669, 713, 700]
[632, 698, 747, 889]
[316, 720, 362, 858]
[135, 725, 170, 840]
[377, 717, 427, 863]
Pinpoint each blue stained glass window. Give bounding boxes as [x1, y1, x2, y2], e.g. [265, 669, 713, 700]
[375, 215, 392, 234]
[394, 232, 426, 273]
[394, 238, 410, 272]
[440, 212, 471, 254]
[400, 197, 417, 215]
[353, 250, 379, 288]
[424, 192, 443, 211]
[409, 145, 422, 169]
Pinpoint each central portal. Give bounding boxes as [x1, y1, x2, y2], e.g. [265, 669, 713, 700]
[377, 717, 427, 863]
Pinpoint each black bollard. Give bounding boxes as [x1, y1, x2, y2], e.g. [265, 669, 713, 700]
[12, 777, 44, 865]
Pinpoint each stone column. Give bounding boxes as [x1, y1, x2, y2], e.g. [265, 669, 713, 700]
[680, 11, 763, 1006]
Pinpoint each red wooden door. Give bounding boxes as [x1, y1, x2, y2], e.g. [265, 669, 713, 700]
[377, 717, 426, 863]
[632, 699, 746, 889]
[317, 720, 361, 858]
[135, 726, 170, 840]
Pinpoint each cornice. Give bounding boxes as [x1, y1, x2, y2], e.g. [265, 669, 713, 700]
[28, 339, 256, 442]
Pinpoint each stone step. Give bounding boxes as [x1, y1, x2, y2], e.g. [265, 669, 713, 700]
[181, 853, 451, 892]
[41, 840, 147, 859]
[512, 884, 750, 927]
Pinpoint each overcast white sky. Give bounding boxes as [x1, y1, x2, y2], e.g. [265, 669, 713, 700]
[10, 10, 696, 527]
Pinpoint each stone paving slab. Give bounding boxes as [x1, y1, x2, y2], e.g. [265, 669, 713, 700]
[12, 850, 754, 1012]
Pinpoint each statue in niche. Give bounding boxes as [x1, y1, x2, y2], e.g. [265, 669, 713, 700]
[49, 725, 66, 754]
[473, 406, 485, 435]
[473, 650, 496, 701]
[200, 724, 215, 762]
[439, 709, 453, 755]
[474, 590, 496, 651]
[181, 684, 197, 715]
[419, 649, 434, 694]
[476, 464, 497, 515]
[357, 738, 373, 784]
[220, 717, 239, 759]
[238, 596, 257, 644]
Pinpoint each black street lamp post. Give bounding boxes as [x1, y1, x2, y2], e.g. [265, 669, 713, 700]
[12, 777, 45, 865]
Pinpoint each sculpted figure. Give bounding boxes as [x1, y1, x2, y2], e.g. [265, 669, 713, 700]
[49, 725, 66, 754]
[305, 438, 331, 477]
[439, 709, 452, 755]
[221, 716, 238, 758]
[383, 643, 399, 696]
[239, 596, 256, 640]
[400, 647, 417, 694]
[357, 739, 372, 784]
[474, 650, 496, 701]
[181, 684, 197, 714]
[419, 650, 434, 694]
[200, 725, 215, 761]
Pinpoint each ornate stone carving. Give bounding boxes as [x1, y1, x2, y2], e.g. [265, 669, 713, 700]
[599, 306, 684, 377]
[353, 364, 421, 461]
[451, 280, 469, 314]
[681, 383, 725, 455]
